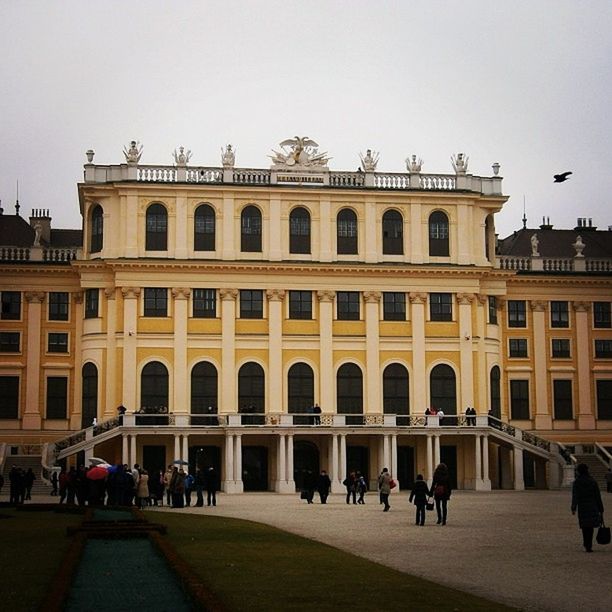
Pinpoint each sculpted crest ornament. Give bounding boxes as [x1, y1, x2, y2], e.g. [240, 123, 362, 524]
[270, 136, 331, 168]
[123, 141, 143, 164]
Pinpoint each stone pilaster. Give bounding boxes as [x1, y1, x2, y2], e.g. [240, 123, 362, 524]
[573, 301, 594, 429]
[317, 290, 336, 415]
[530, 300, 550, 429]
[220, 289, 238, 413]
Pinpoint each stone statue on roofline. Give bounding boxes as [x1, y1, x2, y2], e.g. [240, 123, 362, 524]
[123, 140, 143, 164]
[451, 152, 469, 174]
[406, 155, 423, 173]
[269, 136, 331, 168]
[573, 235, 585, 257]
[221, 144, 236, 168]
[173, 146, 192, 166]
[359, 149, 379, 172]
[531, 233, 540, 256]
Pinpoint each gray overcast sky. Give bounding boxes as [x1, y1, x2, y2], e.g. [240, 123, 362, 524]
[1, 1, 611, 237]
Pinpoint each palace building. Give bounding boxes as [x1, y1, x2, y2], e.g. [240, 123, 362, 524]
[1, 138, 611, 494]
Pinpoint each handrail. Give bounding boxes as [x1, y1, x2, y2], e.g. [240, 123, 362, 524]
[595, 442, 612, 468]
[556, 441, 577, 466]
[0, 443, 7, 476]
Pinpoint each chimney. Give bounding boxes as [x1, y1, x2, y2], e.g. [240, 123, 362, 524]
[539, 216, 553, 230]
[29, 209, 52, 245]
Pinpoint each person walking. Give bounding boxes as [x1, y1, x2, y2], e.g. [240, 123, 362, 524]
[343, 470, 357, 505]
[316, 470, 331, 504]
[409, 474, 430, 526]
[303, 469, 317, 504]
[24, 468, 36, 500]
[163, 464, 174, 506]
[430, 463, 452, 525]
[571, 463, 605, 553]
[195, 467, 206, 507]
[136, 470, 150, 509]
[184, 471, 195, 506]
[205, 466, 219, 507]
[378, 467, 392, 512]
[356, 472, 367, 504]
[51, 470, 58, 496]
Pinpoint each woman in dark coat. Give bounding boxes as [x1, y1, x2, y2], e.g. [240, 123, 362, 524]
[430, 463, 452, 525]
[571, 463, 604, 552]
[409, 474, 430, 526]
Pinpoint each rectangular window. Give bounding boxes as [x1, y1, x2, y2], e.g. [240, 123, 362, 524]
[508, 300, 526, 328]
[0, 332, 20, 353]
[430, 293, 452, 322]
[595, 339, 612, 358]
[553, 379, 573, 420]
[550, 301, 569, 328]
[383, 292, 406, 321]
[488, 296, 497, 325]
[337, 292, 360, 321]
[193, 289, 217, 318]
[48, 332, 69, 353]
[240, 290, 263, 319]
[1, 291, 21, 320]
[84, 289, 99, 319]
[49, 292, 69, 321]
[510, 380, 530, 420]
[144, 288, 168, 317]
[597, 380, 612, 420]
[46, 376, 68, 420]
[594, 302, 612, 328]
[0, 376, 19, 419]
[551, 338, 571, 358]
[289, 291, 312, 320]
[509, 338, 528, 358]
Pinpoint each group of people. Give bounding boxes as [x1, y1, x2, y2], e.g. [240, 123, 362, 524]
[408, 463, 452, 526]
[162, 464, 219, 508]
[3, 466, 37, 504]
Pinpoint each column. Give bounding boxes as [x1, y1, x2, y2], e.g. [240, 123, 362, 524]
[331, 434, 342, 493]
[317, 291, 335, 414]
[174, 434, 181, 463]
[531, 300, 551, 429]
[234, 434, 243, 492]
[426, 434, 433, 485]
[287, 434, 295, 490]
[475, 294, 488, 413]
[457, 293, 475, 410]
[364, 199, 377, 263]
[224, 433, 234, 491]
[339, 434, 347, 484]
[173, 288, 190, 414]
[456, 203, 471, 265]
[23, 292, 44, 429]
[474, 434, 482, 490]
[383, 434, 390, 469]
[104, 288, 117, 419]
[364, 291, 381, 414]
[71, 292, 84, 430]
[182, 434, 189, 467]
[220, 289, 237, 413]
[574, 301, 595, 429]
[121, 287, 140, 410]
[409, 293, 427, 413]
[267, 290, 285, 414]
[513, 447, 525, 491]
[121, 434, 128, 464]
[278, 435, 286, 483]
[434, 434, 440, 468]
[482, 434, 491, 489]
[130, 434, 137, 467]
[269, 198, 282, 260]
[391, 434, 398, 489]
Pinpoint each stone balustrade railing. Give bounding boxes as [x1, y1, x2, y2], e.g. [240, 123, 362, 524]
[186, 167, 223, 183]
[1, 246, 80, 263]
[586, 259, 612, 272]
[497, 255, 612, 274]
[329, 171, 365, 187]
[497, 256, 531, 271]
[232, 168, 271, 185]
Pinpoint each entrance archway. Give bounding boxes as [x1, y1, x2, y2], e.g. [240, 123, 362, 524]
[294, 440, 320, 491]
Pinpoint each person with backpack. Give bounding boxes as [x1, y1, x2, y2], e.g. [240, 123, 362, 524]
[430, 463, 452, 525]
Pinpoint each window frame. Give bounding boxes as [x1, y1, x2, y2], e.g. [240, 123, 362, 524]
[241, 205, 262, 253]
[1, 291, 21, 320]
[90, 204, 103, 253]
[84, 288, 99, 319]
[239, 289, 264, 319]
[596, 380, 612, 420]
[49, 292, 69, 321]
[337, 291, 360, 321]
[510, 379, 530, 420]
[429, 293, 453, 322]
[553, 379, 573, 420]
[194, 203, 216, 252]
[551, 338, 571, 358]
[48, 332, 69, 354]
[488, 296, 497, 325]
[595, 339, 612, 358]
[46, 376, 68, 420]
[507, 300, 527, 328]
[383, 292, 406, 321]
[143, 288, 168, 317]
[550, 301, 569, 328]
[289, 207, 311, 255]
[0, 376, 19, 419]
[145, 203, 168, 251]
[428, 210, 450, 257]
[509, 338, 528, 358]
[594, 302, 612, 328]
[382, 209, 404, 255]
[288, 290, 312, 320]
[337, 209, 358, 255]
[0, 332, 20, 353]
[192, 288, 217, 318]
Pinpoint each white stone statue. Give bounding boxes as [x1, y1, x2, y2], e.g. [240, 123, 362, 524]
[221, 144, 236, 168]
[359, 149, 379, 172]
[451, 153, 469, 174]
[173, 146, 192, 166]
[573, 235, 585, 257]
[33, 222, 42, 247]
[406, 155, 423, 173]
[531, 233, 540, 256]
[123, 140, 143, 164]
[269, 136, 331, 168]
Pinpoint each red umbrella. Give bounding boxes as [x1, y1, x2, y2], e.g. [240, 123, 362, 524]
[86, 465, 108, 480]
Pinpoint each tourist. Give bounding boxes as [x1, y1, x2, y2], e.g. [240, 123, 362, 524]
[437, 408, 445, 426]
[316, 470, 331, 504]
[343, 470, 357, 505]
[171, 468, 185, 508]
[9, 466, 22, 504]
[50, 470, 58, 496]
[58, 466, 68, 504]
[430, 463, 452, 525]
[136, 469, 150, 509]
[184, 471, 195, 506]
[313, 403, 322, 425]
[409, 474, 430, 526]
[303, 469, 317, 504]
[24, 467, 36, 500]
[378, 468, 392, 511]
[205, 466, 219, 507]
[194, 467, 205, 507]
[571, 463, 604, 553]
[163, 464, 174, 505]
[356, 471, 367, 504]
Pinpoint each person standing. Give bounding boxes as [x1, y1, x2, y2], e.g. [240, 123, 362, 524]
[356, 472, 367, 504]
[195, 467, 206, 507]
[24, 468, 36, 500]
[343, 471, 357, 505]
[378, 467, 392, 512]
[430, 463, 452, 525]
[312, 403, 321, 426]
[303, 469, 317, 504]
[51, 470, 58, 496]
[571, 463, 605, 553]
[205, 466, 219, 507]
[136, 470, 150, 509]
[58, 466, 68, 504]
[409, 474, 430, 526]
[163, 464, 174, 505]
[184, 471, 195, 506]
[316, 470, 331, 504]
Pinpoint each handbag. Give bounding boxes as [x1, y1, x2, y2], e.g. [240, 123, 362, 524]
[426, 498, 434, 511]
[596, 522, 610, 545]
[389, 479, 397, 489]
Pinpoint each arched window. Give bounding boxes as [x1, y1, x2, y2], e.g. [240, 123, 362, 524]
[146, 203, 168, 251]
[81, 363, 98, 428]
[490, 366, 501, 419]
[141, 361, 169, 411]
[238, 362, 265, 413]
[194, 204, 215, 251]
[241, 205, 262, 252]
[428, 210, 449, 257]
[288, 363, 314, 413]
[90, 205, 103, 254]
[289, 207, 311, 254]
[382, 210, 403, 255]
[337, 208, 358, 255]
[430, 364, 456, 414]
[337, 363, 363, 414]
[191, 362, 218, 413]
[383, 363, 409, 414]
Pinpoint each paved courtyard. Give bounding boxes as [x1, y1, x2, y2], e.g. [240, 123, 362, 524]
[150, 489, 611, 612]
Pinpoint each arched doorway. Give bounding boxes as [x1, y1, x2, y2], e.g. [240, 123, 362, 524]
[430, 364, 457, 415]
[294, 440, 320, 491]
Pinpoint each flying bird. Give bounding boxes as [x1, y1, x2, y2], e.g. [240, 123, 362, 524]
[553, 171, 572, 183]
